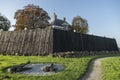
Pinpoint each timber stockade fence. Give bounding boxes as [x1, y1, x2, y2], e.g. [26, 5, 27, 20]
[0, 27, 119, 56]
[53, 29, 119, 52]
[0, 27, 53, 56]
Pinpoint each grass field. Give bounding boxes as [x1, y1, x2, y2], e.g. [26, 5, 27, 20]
[0, 53, 120, 80]
[0, 55, 96, 80]
[102, 57, 120, 80]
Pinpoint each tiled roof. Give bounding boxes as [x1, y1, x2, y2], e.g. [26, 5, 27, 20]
[51, 19, 70, 27]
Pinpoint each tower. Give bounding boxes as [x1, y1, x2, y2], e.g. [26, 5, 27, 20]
[52, 12, 57, 21]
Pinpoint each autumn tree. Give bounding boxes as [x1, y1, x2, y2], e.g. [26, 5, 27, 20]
[0, 13, 11, 31]
[14, 4, 50, 31]
[71, 16, 88, 34]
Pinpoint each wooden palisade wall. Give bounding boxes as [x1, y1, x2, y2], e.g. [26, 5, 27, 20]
[0, 27, 119, 56]
[53, 29, 119, 52]
[0, 27, 53, 55]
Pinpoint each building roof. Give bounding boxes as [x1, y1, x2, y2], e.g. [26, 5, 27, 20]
[51, 19, 70, 27]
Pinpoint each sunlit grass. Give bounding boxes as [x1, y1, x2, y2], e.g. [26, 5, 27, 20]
[0, 55, 94, 80]
[102, 57, 120, 80]
[0, 53, 119, 80]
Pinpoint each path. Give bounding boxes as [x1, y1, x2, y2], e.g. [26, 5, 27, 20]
[80, 58, 104, 80]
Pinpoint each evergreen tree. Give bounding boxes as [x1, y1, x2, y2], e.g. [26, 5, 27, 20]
[0, 13, 11, 31]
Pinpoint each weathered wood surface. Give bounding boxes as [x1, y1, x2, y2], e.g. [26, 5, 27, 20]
[0, 27, 53, 55]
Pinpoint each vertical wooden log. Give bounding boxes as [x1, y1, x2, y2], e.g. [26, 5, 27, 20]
[19, 30, 26, 55]
[22, 30, 30, 56]
[4, 31, 11, 54]
[31, 29, 37, 55]
[48, 27, 53, 54]
[0, 31, 5, 53]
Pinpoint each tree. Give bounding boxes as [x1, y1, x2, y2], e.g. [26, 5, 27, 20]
[0, 13, 11, 31]
[14, 4, 50, 31]
[71, 16, 88, 34]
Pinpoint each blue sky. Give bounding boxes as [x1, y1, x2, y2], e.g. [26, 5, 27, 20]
[0, 0, 120, 47]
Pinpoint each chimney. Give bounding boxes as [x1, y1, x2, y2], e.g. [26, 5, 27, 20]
[63, 17, 66, 22]
[52, 12, 57, 21]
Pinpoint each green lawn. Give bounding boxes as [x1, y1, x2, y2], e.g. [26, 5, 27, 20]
[0, 53, 119, 80]
[0, 55, 95, 80]
[102, 57, 120, 80]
